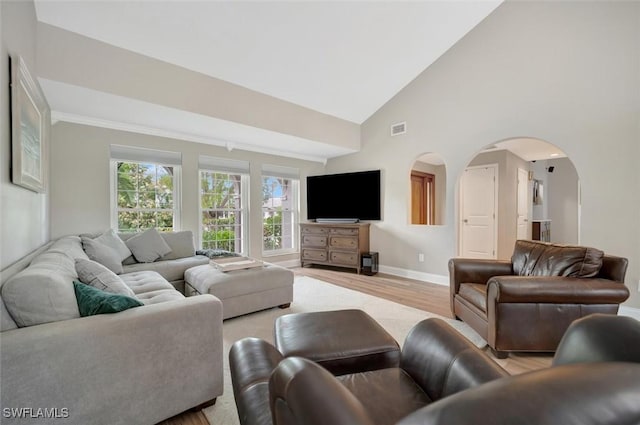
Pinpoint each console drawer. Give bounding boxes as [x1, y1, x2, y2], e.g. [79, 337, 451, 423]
[330, 228, 359, 236]
[302, 235, 327, 247]
[330, 251, 358, 266]
[329, 236, 358, 250]
[302, 249, 327, 262]
[301, 226, 329, 235]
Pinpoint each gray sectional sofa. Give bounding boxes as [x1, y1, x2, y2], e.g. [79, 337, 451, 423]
[0, 231, 223, 425]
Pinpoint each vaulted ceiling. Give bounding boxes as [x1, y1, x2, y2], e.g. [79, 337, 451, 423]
[35, 1, 504, 162]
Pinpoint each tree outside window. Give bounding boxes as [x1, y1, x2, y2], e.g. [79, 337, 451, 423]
[116, 162, 176, 232]
[262, 176, 297, 252]
[201, 171, 244, 253]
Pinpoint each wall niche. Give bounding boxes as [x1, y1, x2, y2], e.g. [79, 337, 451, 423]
[410, 152, 446, 225]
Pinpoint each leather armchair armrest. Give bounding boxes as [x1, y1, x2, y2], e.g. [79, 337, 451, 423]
[486, 276, 630, 304]
[269, 357, 375, 425]
[400, 318, 508, 401]
[230, 338, 284, 425]
[448, 258, 513, 314]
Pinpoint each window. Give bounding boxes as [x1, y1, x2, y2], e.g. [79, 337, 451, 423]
[262, 165, 299, 254]
[110, 145, 181, 233]
[199, 156, 249, 254]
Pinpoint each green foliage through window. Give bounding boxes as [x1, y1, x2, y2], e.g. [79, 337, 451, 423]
[201, 171, 244, 253]
[116, 162, 175, 233]
[262, 176, 296, 252]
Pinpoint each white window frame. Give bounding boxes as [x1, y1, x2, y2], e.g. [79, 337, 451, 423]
[198, 170, 249, 255]
[110, 145, 182, 233]
[261, 170, 299, 256]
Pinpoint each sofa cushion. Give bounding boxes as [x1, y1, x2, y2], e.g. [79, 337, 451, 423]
[94, 229, 132, 261]
[120, 271, 177, 294]
[159, 231, 196, 260]
[119, 271, 185, 305]
[122, 255, 209, 283]
[73, 280, 143, 316]
[2, 250, 80, 327]
[125, 228, 172, 263]
[512, 240, 604, 278]
[75, 259, 135, 297]
[457, 283, 487, 313]
[0, 297, 17, 331]
[81, 236, 123, 274]
[48, 235, 90, 261]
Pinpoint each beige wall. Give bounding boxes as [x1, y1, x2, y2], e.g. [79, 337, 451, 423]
[0, 1, 49, 269]
[546, 158, 579, 245]
[327, 1, 640, 307]
[36, 23, 360, 152]
[50, 122, 325, 263]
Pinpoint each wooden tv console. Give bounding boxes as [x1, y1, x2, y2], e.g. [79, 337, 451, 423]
[300, 222, 370, 274]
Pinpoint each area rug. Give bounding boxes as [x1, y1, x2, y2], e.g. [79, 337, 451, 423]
[203, 275, 486, 425]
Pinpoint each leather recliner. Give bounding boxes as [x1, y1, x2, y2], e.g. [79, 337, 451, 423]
[267, 314, 640, 425]
[230, 317, 508, 425]
[449, 239, 630, 357]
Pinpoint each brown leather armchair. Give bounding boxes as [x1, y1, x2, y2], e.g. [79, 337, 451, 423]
[264, 314, 640, 425]
[230, 318, 507, 425]
[449, 240, 630, 358]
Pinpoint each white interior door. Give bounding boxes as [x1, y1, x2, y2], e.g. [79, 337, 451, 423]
[516, 168, 529, 240]
[460, 165, 497, 259]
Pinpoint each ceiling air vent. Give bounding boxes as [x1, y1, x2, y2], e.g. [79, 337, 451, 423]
[390, 121, 406, 136]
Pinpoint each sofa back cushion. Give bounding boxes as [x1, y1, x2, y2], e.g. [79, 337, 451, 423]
[119, 230, 196, 263]
[2, 248, 81, 327]
[158, 231, 196, 260]
[512, 240, 604, 278]
[1, 297, 18, 331]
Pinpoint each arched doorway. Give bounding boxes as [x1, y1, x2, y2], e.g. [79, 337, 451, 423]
[457, 138, 580, 259]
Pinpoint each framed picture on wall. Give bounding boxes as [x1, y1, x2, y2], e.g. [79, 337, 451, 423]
[10, 55, 50, 193]
[533, 179, 544, 205]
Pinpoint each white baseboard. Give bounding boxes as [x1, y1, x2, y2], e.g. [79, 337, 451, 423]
[271, 259, 302, 269]
[619, 306, 640, 321]
[378, 265, 449, 286]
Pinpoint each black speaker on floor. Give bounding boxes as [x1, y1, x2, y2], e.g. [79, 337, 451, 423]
[361, 252, 379, 276]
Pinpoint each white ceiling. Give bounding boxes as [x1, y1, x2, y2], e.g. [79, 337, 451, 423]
[34, 0, 503, 162]
[486, 139, 567, 162]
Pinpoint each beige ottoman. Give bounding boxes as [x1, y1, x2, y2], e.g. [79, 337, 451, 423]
[184, 263, 294, 319]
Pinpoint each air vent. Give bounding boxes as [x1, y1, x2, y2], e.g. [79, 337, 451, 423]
[390, 121, 406, 136]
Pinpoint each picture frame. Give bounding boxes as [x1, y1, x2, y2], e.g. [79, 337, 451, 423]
[10, 55, 50, 193]
[533, 179, 544, 205]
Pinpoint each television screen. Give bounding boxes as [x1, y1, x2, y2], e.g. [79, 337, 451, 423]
[306, 170, 381, 221]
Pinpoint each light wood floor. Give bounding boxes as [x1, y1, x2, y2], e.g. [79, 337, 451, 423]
[163, 265, 553, 425]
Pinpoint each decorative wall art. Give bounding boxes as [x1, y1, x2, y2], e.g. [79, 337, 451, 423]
[10, 55, 50, 193]
[533, 179, 544, 205]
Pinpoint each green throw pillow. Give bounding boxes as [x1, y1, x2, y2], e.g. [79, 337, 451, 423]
[73, 280, 143, 317]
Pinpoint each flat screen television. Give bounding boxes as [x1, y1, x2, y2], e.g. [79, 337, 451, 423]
[306, 170, 381, 221]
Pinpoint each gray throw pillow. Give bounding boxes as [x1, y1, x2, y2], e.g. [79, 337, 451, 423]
[81, 236, 123, 274]
[94, 229, 132, 262]
[159, 231, 196, 260]
[125, 228, 172, 263]
[75, 259, 135, 297]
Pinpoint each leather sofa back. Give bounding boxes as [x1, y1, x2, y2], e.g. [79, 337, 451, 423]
[397, 363, 640, 425]
[554, 314, 640, 366]
[596, 254, 628, 282]
[512, 240, 603, 277]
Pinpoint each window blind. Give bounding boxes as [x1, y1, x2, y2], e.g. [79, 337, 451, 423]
[261, 164, 299, 179]
[110, 144, 182, 166]
[199, 156, 250, 174]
